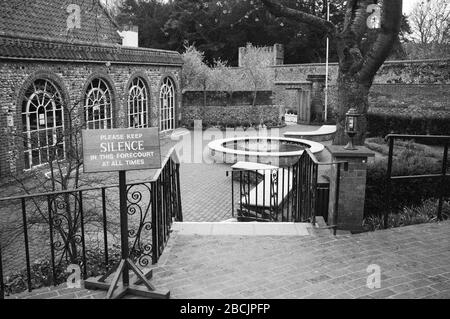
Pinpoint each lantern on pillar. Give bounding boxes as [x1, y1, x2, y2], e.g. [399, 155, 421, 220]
[344, 108, 361, 150]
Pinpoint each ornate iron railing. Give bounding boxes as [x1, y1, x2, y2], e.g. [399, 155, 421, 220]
[0, 149, 182, 299]
[228, 149, 347, 225]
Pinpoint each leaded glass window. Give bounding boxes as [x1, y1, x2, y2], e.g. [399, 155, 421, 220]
[128, 77, 148, 128]
[22, 79, 65, 169]
[159, 77, 175, 132]
[84, 78, 113, 130]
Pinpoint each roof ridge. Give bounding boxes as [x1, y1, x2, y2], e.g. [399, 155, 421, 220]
[0, 35, 183, 65]
[0, 34, 181, 56]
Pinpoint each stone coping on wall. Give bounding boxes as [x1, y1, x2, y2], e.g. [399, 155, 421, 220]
[274, 81, 312, 85]
[270, 58, 450, 68]
[326, 145, 375, 158]
[208, 137, 324, 158]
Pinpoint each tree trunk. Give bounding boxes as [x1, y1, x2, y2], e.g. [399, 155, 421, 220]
[260, 0, 402, 145]
[252, 87, 258, 107]
[333, 71, 371, 146]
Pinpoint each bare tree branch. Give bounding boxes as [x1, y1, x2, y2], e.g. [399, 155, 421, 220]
[260, 0, 336, 36]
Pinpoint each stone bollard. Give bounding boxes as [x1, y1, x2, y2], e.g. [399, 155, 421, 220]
[326, 146, 375, 233]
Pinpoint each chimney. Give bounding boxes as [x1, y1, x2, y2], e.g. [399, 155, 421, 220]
[238, 46, 246, 67]
[273, 44, 284, 65]
[118, 24, 139, 47]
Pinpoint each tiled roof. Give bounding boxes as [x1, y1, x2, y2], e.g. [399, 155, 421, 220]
[0, 36, 183, 65]
[0, 0, 122, 45]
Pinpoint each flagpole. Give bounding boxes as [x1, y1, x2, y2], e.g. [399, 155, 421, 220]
[324, 0, 330, 123]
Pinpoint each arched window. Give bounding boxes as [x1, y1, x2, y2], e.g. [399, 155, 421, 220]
[159, 77, 175, 132]
[22, 79, 65, 169]
[128, 77, 148, 128]
[84, 78, 113, 130]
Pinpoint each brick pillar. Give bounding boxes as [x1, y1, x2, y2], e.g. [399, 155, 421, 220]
[326, 146, 375, 233]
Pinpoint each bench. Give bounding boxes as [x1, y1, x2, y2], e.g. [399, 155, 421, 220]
[283, 125, 336, 142]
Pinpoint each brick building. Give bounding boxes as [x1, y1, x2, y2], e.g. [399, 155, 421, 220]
[0, 0, 183, 177]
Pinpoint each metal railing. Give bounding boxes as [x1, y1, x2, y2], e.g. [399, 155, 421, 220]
[0, 149, 182, 299]
[385, 134, 449, 228]
[227, 149, 347, 228]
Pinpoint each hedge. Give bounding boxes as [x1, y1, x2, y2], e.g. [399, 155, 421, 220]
[364, 148, 449, 218]
[367, 112, 450, 138]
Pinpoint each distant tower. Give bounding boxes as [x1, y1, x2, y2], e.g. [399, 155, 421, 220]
[238, 43, 284, 67]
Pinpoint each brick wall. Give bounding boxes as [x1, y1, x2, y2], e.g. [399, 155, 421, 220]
[369, 84, 450, 116]
[192, 59, 449, 123]
[0, 60, 181, 176]
[273, 59, 450, 85]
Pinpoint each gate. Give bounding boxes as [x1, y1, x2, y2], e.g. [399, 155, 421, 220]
[284, 88, 311, 125]
[297, 89, 311, 124]
[228, 149, 347, 225]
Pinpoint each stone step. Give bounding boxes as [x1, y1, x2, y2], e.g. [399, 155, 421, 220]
[172, 222, 312, 236]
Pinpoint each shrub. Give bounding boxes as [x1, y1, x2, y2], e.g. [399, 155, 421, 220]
[363, 199, 450, 231]
[4, 246, 121, 296]
[365, 148, 448, 218]
[367, 112, 450, 140]
[365, 138, 440, 159]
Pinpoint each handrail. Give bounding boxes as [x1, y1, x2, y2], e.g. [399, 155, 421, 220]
[385, 134, 450, 142]
[225, 149, 348, 174]
[0, 148, 178, 202]
[305, 149, 349, 170]
[0, 147, 182, 298]
[227, 147, 348, 233]
[384, 134, 449, 228]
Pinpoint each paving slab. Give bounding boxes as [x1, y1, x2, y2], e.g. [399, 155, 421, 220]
[172, 222, 312, 236]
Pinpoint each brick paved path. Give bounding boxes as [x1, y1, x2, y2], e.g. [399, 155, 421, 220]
[8, 221, 450, 299]
[179, 163, 240, 222]
[175, 125, 331, 222]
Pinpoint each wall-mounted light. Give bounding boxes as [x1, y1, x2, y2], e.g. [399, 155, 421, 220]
[344, 107, 361, 150]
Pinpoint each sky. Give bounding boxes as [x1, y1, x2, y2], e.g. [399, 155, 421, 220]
[403, 0, 419, 15]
